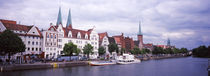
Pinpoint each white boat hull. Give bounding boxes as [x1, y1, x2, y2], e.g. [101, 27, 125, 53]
[89, 61, 116, 66]
[116, 60, 141, 65]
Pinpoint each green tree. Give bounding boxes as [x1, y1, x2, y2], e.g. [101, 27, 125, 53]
[108, 43, 119, 54]
[74, 48, 81, 55]
[192, 45, 210, 58]
[98, 46, 106, 56]
[63, 42, 77, 60]
[83, 44, 94, 58]
[0, 30, 25, 61]
[180, 48, 188, 53]
[144, 48, 151, 54]
[152, 46, 163, 55]
[120, 48, 126, 55]
[133, 46, 141, 55]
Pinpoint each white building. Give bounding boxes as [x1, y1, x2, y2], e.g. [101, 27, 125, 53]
[0, 19, 43, 59]
[42, 8, 99, 59]
[0, 8, 100, 59]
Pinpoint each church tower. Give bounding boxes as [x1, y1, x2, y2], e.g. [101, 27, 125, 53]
[56, 7, 62, 26]
[66, 9, 72, 29]
[137, 21, 143, 49]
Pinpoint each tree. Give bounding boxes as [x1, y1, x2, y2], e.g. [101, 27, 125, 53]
[133, 46, 141, 55]
[98, 46, 106, 56]
[74, 48, 81, 56]
[192, 45, 210, 58]
[152, 46, 163, 55]
[83, 44, 94, 58]
[120, 48, 126, 55]
[0, 30, 25, 61]
[108, 43, 119, 54]
[144, 48, 151, 54]
[63, 42, 77, 60]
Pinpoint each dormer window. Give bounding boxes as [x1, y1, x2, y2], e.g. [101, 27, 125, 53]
[85, 34, 88, 39]
[77, 32, 81, 39]
[47, 34, 49, 38]
[68, 31, 72, 38]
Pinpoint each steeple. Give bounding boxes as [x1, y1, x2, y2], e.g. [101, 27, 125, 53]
[167, 38, 171, 46]
[138, 21, 142, 35]
[56, 7, 62, 26]
[66, 9, 72, 29]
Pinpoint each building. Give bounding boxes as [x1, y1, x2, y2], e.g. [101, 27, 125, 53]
[42, 8, 99, 59]
[0, 19, 43, 59]
[124, 37, 135, 52]
[98, 32, 110, 55]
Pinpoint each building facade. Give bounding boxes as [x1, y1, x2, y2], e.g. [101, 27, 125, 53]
[0, 19, 43, 59]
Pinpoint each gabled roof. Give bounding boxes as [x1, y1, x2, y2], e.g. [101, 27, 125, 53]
[59, 26, 92, 39]
[1, 20, 32, 32]
[0, 19, 42, 37]
[98, 32, 108, 45]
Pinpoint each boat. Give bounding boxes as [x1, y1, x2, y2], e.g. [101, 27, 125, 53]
[89, 61, 116, 66]
[116, 54, 141, 64]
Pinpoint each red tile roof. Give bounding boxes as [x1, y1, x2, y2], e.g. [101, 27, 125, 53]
[57, 26, 93, 39]
[98, 32, 108, 45]
[0, 19, 42, 37]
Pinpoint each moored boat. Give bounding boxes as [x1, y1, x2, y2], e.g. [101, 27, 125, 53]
[89, 61, 116, 66]
[116, 54, 141, 64]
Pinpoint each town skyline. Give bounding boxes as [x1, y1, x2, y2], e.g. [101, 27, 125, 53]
[0, 0, 209, 49]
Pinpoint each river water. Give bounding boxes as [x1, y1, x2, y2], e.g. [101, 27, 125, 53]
[0, 57, 208, 76]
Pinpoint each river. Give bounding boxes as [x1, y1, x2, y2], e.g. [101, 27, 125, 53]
[0, 57, 208, 76]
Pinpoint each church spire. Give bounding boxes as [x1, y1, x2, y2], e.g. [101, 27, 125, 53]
[138, 21, 142, 35]
[66, 9, 72, 28]
[56, 7, 62, 26]
[167, 38, 171, 46]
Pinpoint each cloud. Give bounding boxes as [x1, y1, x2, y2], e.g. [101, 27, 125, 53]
[0, 0, 209, 49]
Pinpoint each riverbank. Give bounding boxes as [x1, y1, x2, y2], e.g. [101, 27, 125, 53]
[139, 54, 190, 61]
[0, 61, 88, 72]
[0, 55, 190, 72]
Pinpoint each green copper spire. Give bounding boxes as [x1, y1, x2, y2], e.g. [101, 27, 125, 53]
[56, 7, 62, 25]
[138, 21, 142, 35]
[66, 9, 72, 28]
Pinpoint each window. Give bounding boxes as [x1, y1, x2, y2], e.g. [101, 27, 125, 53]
[39, 48, 41, 51]
[32, 42, 34, 45]
[50, 48, 52, 50]
[33, 32, 35, 33]
[28, 41, 30, 45]
[40, 42, 41, 45]
[54, 48, 56, 50]
[58, 39, 62, 42]
[36, 42, 38, 45]
[55, 35, 56, 39]
[28, 36, 30, 38]
[28, 48, 30, 51]
[36, 48, 38, 51]
[51, 34, 53, 38]
[47, 34, 49, 38]
[68, 40, 72, 43]
[46, 48, 49, 50]
[33, 36, 34, 39]
[32, 48, 34, 51]
[58, 45, 62, 48]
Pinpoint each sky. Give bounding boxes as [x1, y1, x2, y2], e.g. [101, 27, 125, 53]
[0, 0, 209, 49]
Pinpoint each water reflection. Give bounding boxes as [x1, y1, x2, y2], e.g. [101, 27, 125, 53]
[0, 57, 208, 76]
